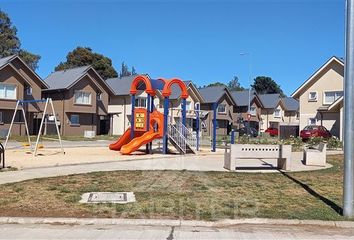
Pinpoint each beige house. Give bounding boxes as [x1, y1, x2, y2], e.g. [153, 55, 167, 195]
[259, 94, 299, 132]
[291, 56, 344, 139]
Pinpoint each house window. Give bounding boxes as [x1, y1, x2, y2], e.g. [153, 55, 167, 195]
[274, 109, 281, 118]
[186, 101, 191, 110]
[296, 112, 300, 120]
[308, 118, 316, 125]
[308, 91, 318, 101]
[26, 86, 32, 96]
[0, 83, 16, 100]
[135, 97, 147, 108]
[74, 91, 91, 105]
[0, 112, 3, 124]
[217, 104, 226, 114]
[323, 91, 343, 105]
[70, 114, 80, 125]
[249, 106, 256, 116]
[97, 93, 102, 101]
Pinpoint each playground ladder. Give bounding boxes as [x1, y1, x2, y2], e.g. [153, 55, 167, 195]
[167, 123, 196, 154]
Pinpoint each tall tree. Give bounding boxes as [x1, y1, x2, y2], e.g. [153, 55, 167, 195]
[120, 62, 131, 77]
[228, 76, 244, 91]
[55, 47, 118, 80]
[251, 76, 285, 97]
[0, 9, 40, 70]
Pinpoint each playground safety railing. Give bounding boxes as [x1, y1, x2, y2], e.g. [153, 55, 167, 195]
[167, 124, 187, 154]
[175, 122, 197, 150]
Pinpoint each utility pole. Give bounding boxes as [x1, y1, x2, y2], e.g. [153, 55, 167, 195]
[343, 0, 354, 218]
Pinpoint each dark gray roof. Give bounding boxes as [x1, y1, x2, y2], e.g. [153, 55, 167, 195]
[231, 90, 256, 106]
[259, 94, 281, 109]
[106, 75, 148, 96]
[0, 55, 15, 68]
[198, 86, 227, 103]
[282, 97, 299, 111]
[44, 66, 91, 90]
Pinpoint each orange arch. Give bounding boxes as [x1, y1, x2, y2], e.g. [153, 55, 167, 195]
[162, 78, 189, 99]
[130, 75, 155, 96]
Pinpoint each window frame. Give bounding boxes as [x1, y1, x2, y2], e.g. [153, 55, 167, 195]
[308, 91, 318, 102]
[26, 86, 32, 96]
[217, 104, 227, 114]
[323, 90, 343, 105]
[249, 106, 257, 116]
[274, 109, 282, 118]
[135, 97, 147, 108]
[70, 114, 80, 126]
[74, 90, 92, 105]
[97, 92, 102, 101]
[0, 83, 17, 100]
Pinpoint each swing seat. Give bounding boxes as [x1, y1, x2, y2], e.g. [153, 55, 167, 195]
[38, 144, 44, 149]
[22, 143, 30, 147]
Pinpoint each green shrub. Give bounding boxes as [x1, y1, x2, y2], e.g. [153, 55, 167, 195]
[307, 137, 323, 147]
[326, 136, 343, 149]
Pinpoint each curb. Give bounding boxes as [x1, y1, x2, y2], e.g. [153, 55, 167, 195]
[0, 217, 353, 228]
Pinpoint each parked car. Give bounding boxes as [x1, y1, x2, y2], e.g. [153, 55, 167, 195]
[300, 125, 331, 140]
[236, 127, 258, 137]
[265, 127, 278, 137]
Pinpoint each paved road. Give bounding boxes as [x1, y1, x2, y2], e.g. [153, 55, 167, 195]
[0, 223, 353, 239]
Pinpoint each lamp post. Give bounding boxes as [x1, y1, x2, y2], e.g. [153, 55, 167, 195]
[240, 52, 252, 134]
[343, 0, 354, 218]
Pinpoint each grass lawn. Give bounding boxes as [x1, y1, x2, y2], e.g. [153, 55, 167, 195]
[0, 155, 346, 221]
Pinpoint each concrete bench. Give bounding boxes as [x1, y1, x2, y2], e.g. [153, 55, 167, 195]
[303, 143, 326, 167]
[224, 144, 292, 171]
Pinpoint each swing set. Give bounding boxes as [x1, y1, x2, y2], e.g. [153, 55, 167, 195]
[4, 98, 65, 156]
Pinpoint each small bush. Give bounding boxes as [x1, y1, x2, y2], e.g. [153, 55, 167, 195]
[307, 137, 323, 147]
[327, 136, 343, 149]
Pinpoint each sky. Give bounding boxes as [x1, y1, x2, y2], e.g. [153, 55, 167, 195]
[0, 0, 345, 96]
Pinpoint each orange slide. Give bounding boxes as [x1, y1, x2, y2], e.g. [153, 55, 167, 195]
[116, 110, 164, 155]
[109, 128, 143, 151]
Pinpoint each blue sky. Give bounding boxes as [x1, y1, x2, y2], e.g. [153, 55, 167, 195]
[0, 0, 345, 96]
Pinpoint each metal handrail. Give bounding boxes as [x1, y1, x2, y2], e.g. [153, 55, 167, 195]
[175, 122, 197, 149]
[167, 124, 186, 153]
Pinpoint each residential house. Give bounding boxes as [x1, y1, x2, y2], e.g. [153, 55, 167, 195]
[107, 76, 205, 136]
[42, 66, 114, 136]
[0, 55, 48, 136]
[231, 90, 263, 131]
[198, 86, 236, 137]
[259, 94, 299, 132]
[291, 56, 344, 139]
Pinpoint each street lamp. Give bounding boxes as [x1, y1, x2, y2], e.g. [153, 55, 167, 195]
[240, 52, 253, 134]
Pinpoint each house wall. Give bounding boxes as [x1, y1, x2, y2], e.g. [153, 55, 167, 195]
[0, 62, 44, 136]
[296, 60, 343, 137]
[44, 74, 110, 136]
[200, 95, 234, 137]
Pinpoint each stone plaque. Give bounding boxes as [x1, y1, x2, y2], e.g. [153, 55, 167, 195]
[80, 192, 136, 204]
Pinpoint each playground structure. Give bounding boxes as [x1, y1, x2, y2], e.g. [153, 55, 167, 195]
[4, 98, 65, 156]
[109, 75, 200, 155]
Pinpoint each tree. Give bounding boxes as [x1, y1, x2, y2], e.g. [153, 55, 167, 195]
[251, 76, 285, 97]
[0, 9, 40, 70]
[131, 66, 137, 75]
[120, 62, 131, 77]
[228, 76, 244, 91]
[206, 82, 227, 88]
[55, 47, 118, 80]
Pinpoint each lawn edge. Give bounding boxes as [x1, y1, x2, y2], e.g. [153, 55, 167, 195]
[0, 217, 352, 228]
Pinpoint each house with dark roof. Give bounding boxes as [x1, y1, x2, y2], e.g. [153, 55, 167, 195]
[107, 76, 205, 136]
[198, 86, 236, 137]
[259, 93, 299, 132]
[0, 55, 48, 136]
[291, 56, 344, 139]
[42, 66, 115, 136]
[230, 90, 263, 131]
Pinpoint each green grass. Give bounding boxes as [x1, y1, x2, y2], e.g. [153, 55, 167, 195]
[0, 155, 347, 221]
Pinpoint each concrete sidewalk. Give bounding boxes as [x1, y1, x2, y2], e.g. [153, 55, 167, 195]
[0, 217, 354, 240]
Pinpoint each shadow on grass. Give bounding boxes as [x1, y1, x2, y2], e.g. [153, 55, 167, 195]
[280, 171, 343, 215]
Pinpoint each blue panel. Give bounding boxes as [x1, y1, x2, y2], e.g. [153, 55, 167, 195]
[231, 129, 235, 144]
[19, 99, 47, 103]
[163, 97, 169, 154]
[131, 95, 135, 139]
[182, 98, 187, 127]
[212, 102, 218, 152]
[196, 103, 200, 151]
